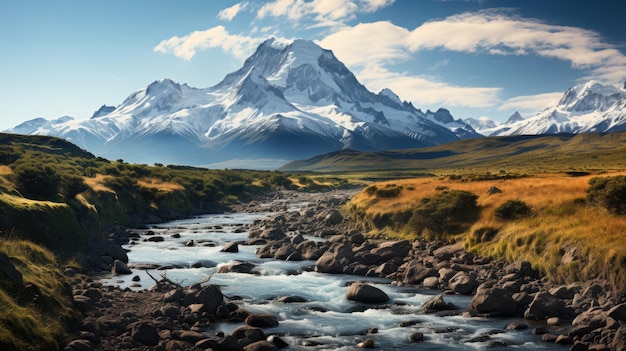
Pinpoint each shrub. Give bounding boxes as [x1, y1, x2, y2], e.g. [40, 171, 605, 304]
[494, 199, 532, 220]
[587, 176, 626, 215]
[375, 185, 402, 198]
[60, 175, 89, 199]
[12, 163, 60, 200]
[409, 190, 479, 237]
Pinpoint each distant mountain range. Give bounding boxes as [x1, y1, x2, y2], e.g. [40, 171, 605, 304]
[4, 39, 479, 168]
[5, 38, 626, 169]
[468, 81, 626, 136]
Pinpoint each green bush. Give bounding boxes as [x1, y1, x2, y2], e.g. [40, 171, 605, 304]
[12, 163, 60, 200]
[409, 190, 479, 237]
[587, 176, 626, 215]
[494, 199, 532, 220]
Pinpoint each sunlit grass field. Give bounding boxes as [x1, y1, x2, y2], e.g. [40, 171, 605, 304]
[349, 171, 626, 289]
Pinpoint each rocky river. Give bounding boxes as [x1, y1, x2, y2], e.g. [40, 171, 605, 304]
[66, 191, 626, 351]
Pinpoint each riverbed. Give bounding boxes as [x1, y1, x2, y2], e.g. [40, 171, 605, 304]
[100, 196, 565, 350]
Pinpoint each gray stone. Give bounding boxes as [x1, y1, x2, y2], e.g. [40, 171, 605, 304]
[130, 321, 159, 346]
[346, 283, 389, 304]
[112, 259, 132, 275]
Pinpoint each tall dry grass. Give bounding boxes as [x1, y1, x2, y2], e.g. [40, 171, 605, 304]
[349, 172, 626, 289]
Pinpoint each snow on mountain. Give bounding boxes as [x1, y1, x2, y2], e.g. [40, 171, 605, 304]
[464, 116, 500, 133]
[4, 38, 480, 168]
[505, 111, 524, 124]
[486, 81, 626, 136]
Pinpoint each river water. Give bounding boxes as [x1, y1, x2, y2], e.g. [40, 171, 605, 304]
[100, 205, 565, 350]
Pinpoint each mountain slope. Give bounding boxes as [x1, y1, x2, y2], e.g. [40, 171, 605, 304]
[279, 131, 626, 173]
[4, 39, 479, 168]
[486, 81, 626, 136]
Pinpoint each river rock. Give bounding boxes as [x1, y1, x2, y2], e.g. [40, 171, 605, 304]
[104, 241, 128, 263]
[315, 243, 353, 274]
[182, 284, 224, 314]
[246, 314, 279, 328]
[371, 240, 411, 264]
[421, 294, 456, 312]
[524, 292, 569, 320]
[569, 308, 607, 338]
[346, 283, 389, 303]
[172, 330, 206, 343]
[112, 259, 132, 275]
[244, 340, 278, 351]
[323, 209, 343, 225]
[611, 325, 626, 351]
[130, 321, 160, 346]
[221, 241, 239, 253]
[469, 287, 517, 317]
[402, 261, 438, 285]
[218, 261, 256, 274]
[231, 325, 266, 346]
[448, 272, 478, 295]
[608, 302, 626, 323]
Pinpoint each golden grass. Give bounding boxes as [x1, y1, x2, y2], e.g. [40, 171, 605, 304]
[0, 239, 77, 350]
[83, 173, 115, 193]
[137, 178, 184, 192]
[349, 171, 626, 288]
[0, 193, 66, 210]
[0, 165, 12, 175]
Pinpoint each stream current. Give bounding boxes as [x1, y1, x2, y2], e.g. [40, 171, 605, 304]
[100, 200, 565, 350]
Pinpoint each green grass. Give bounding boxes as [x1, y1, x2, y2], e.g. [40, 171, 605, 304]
[280, 131, 626, 173]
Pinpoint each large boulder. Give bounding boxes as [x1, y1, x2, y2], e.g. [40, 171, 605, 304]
[346, 283, 389, 304]
[112, 259, 132, 275]
[402, 261, 438, 285]
[469, 287, 517, 317]
[182, 284, 224, 314]
[245, 314, 279, 328]
[371, 240, 411, 264]
[448, 272, 478, 295]
[315, 243, 352, 274]
[524, 292, 570, 321]
[608, 302, 626, 323]
[569, 308, 607, 338]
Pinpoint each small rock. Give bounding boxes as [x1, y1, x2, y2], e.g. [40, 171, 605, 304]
[112, 259, 132, 275]
[346, 283, 389, 304]
[356, 338, 375, 348]
[246, 314, 279, 328]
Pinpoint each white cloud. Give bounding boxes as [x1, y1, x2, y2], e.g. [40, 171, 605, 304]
[359, 0, 395, 13]
[218, 2, 247, 21]
[153, 25, 262, 61]
[405, 10, 626, 83]
[498, 92, 563, 112]
[257, 0, 394, 27]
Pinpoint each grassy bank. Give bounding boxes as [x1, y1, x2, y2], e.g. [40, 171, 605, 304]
[348, 171, 626, 291]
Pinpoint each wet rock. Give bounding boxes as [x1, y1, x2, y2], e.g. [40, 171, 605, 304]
[266, 335, 289, 349]
[104, 241, 128, 263]
[244, 340, 278, 351]
[221, 241, 239, 253]
[112, 260, 132, 275]
[423, 276, 439, 289]
[323, 209, 343, 225]
[274, 295, 308, 303]
[356, 338, 375, 348]
[556, 335, 573, 345]
[346, 282, 389, 304]
[218, 261, 256, 274]
[172, 330, 205, 343]
[409, 332, 424, 342]
[182, 284, 224, 314]
[246, 313, 279, 328]
[232, 325, 266, 346]
[147, 236, 164, 242]
[421, 294, 456, 312]
[73, 295, 95, 312]
[571, 342, 589, 351]
[315, 243, 353, 274]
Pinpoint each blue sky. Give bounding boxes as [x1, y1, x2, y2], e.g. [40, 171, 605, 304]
[1, 0, 625, 130]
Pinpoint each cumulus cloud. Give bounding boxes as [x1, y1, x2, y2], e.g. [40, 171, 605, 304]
[498, 92, 563, 112]
[218, 2, 247, 21]
[153, 25, 262, 61]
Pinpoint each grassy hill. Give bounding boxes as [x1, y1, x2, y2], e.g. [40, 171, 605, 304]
[280, 132, 626, 174]
[0, 132, 347, 350]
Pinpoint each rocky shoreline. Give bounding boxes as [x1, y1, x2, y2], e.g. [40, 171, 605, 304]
[65, 190, 626, 351]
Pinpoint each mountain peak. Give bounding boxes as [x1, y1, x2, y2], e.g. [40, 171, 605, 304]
[91, 104, 116, 118]
[506, 111, 524, 124]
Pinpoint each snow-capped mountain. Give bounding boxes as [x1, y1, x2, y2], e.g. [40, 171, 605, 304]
[486, 81, 626, 136]
[4, 38, 480, 168]
[463, 116, 500, 134]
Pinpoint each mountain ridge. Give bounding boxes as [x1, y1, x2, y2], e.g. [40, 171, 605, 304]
[4, 38, 479, 169]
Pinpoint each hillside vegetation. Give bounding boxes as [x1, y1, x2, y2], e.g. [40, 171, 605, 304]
[281, 131, 626, 173]
[0, 133, 346, 350]
[348, 171, 626, 291]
